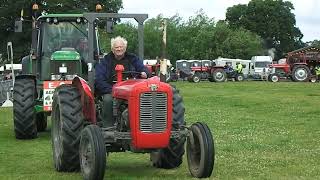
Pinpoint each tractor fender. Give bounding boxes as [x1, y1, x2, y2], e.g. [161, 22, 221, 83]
[72, 77, 96, 124]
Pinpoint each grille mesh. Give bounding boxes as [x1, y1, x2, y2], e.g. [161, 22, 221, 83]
[140, 92, 167, 133]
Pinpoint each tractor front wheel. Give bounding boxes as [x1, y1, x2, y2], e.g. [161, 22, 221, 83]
[187, 122, 215, 178]
[13, 78, 37, 139]
[80, 125, 106, 180]
[269, 74, 280, 82]
[235, 74, 244, 81]
[192, 73, 201, 83]
[51, 84, 84, 172]
[150, 86, 186, 169]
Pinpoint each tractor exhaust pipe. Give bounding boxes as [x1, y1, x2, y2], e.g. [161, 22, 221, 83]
[115, 64, 124, 83]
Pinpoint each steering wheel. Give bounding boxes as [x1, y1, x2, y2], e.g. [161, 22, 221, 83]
[111, 71, 143, 82]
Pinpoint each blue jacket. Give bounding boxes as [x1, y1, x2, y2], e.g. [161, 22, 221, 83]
[95, 52, 149, 94]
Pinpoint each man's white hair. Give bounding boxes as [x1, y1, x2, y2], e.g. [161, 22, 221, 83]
[111, 36, 127, 49]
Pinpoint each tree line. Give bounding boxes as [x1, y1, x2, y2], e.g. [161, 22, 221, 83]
[0, 0, 319, 65]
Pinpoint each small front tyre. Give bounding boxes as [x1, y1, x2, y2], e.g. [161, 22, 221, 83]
[187, 122, 215, 178]
[80, 125, 106, 180]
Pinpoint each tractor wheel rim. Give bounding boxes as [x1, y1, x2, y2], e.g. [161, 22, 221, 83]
[53, 106, 62, 158]
[194, 77, 200, 82]
[272, 76, 278, 82]
[295, 68, 307, 80]
[188, 133, 201, 169]
[215, 72, 223, 79]
[81, 137, 93, 175]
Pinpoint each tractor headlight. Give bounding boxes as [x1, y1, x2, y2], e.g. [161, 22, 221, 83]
[65, 75, 77, 80]
[51, 74, 61, 80]
[59, 64, 67, 73]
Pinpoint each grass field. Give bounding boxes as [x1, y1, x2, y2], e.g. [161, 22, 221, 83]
[0, 81, 320, 180]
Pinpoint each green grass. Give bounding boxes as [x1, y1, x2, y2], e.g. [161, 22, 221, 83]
[1, 81, 320, 179]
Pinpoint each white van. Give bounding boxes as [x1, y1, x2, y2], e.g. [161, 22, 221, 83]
[249, 56, 273, 79]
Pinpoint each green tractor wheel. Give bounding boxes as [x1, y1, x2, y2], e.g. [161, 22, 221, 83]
[13, 78, 37, 139]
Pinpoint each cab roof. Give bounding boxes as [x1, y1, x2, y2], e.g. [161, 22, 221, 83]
[38, 14, 83, 20]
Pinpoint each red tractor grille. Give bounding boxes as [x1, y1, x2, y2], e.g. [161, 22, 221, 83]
[139, 92, 167, 133]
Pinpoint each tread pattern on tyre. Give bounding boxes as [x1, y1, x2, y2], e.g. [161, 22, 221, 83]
[13, 78, 37, 139]
[195, 122, 215, 178]
[151, 86, 186, 169]
[80, 125, 106, 180]
[52, 85, 84, 172]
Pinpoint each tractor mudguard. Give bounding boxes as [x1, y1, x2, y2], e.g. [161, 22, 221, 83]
[72, 76, 96, 124]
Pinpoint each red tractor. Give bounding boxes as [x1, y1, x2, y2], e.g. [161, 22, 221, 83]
[188, 60, 226, 83]
[51, 13, 215, 179]
[268, 46, 320, 82]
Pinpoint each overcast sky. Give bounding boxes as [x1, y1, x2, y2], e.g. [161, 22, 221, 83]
[119, 0, 320, 42]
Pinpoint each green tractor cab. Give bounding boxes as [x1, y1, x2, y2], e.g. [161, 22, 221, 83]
[13, 14, 94, 139]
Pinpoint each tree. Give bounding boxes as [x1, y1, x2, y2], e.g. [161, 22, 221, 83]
[0, 0, 123, 62]
[225, 0, 303, 58]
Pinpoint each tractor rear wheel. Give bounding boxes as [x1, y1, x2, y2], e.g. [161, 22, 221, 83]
[187, 122, 215, 178]
[150, 86, 186, 169]
[51, 84, 84, 172]
[212, 69, 226, 82]
[13, 78, 37, 139]
[36, 112, 47, 132]
[80, 125, 106, 180]
[292, 65, 310, 82]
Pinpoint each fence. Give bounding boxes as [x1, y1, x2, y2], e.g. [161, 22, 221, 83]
[0, 79, 13, 106]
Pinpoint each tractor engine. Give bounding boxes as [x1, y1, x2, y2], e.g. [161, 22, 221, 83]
[112, 77, 173, 150]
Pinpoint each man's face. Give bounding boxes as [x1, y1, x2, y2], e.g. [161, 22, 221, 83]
[112, 41, 126, 59]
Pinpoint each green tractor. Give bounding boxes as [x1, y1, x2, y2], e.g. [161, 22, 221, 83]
[13, 14, 92, 139]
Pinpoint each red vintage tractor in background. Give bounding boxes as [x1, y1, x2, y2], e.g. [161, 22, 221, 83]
[51, 13, 215, 179]
[268, 46, 320, 82]
[188, 60, 226, 83]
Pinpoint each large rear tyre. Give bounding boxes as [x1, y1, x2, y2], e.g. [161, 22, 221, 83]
[36, 112, 47, 132]
[212, 69, 226, 82]
[13, 78, 37, 139]
[150, 86, 186, 169]
[80, 125, 106, 180]
[51, 84, 84, 172]
[187, 122, 215, 178]
[292, 65, 310, 82]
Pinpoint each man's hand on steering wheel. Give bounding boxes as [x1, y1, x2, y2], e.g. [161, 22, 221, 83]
[140, 72, 147, 79]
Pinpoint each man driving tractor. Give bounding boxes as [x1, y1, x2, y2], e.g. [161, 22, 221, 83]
[95, 36, 150, 127]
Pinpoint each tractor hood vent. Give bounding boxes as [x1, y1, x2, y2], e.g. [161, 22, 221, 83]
[139, 92, 167, 133]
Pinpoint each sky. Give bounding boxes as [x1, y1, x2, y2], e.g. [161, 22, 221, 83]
[119, 0, 320, 42]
